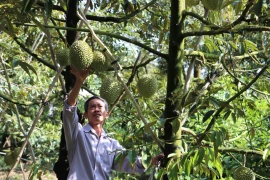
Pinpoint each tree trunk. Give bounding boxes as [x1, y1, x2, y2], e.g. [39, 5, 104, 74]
[163, 0, 185, 179]
[53, 0, 79, 179]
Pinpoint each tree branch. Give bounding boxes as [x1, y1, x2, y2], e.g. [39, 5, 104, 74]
[229, 0, 257, 28]
[182, 0, 257, 32]
[182, 26, 270, 38]
[218, 147, 263, 156]
[198, 63, 269, 144]
[36, 0, 158, 23]
[182, 11, 219, 30]
[12, 23, 168, 59]
[11, 35, 56, 70]
[0, 92, 36, 106]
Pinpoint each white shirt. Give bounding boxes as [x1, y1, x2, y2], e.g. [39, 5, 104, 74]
[63, 100, 145, 180]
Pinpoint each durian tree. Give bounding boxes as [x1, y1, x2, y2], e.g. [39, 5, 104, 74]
[0, 0, 270, 179]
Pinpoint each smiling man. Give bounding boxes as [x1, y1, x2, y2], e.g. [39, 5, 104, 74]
[62, 66, 161, 180]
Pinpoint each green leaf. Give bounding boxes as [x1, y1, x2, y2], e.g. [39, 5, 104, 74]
[114, 151, 127, 170]
[234, 0, 243, 15]
[202, 110, 215, 123]
[184, 159, 192, 176]
[214, 157, 223, 177]
[211, 132, 219, 159]
[31, 17, 47, 34]
[232, 112, 237, 123]
[5, 16, 16, 35]
[250, 127, 256, 139]
[157, 117, 166, 127]
[18, 61, 37, 76]
[200, 164, 210, 176]
[189, 103, 197, 114]
[144, 120, 156, 132]
[244, 39, 258, 51]
[221, 0, 235, 9]
[207, 147, 215, 162]
[181, 89, 191, 108]
[141, 150, 152, 168]
[229, 41, 238, 50]
[168, 163, 179, 180]
[58, 0, 67, 11]
[127, 150, 137, 165]
[168, 153, 177, 158]
[263, 144, 270, 161]
[155, 168, 165, 179]
[45, 0, 53, 18]
[12, 58, 20, 67]
[29, 164, 39, 180]
[22, 0, 35, 13]
[239, 41, 245, 55]
[194, 148, 205, 166]
[209, 97, 220, 108]
[223, 110, 231, 120]
[250, 0, 263, 16]
[210, 169, 217, 180]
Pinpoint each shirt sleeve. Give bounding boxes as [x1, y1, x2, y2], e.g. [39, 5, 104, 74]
[62, 99, 82, 161]
[111, 141, 145, 175]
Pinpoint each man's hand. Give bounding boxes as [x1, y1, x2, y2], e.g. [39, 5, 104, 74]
[151, 153, 164, 166]
[70, 66, 92, 83]
[67, 65, 92, 106]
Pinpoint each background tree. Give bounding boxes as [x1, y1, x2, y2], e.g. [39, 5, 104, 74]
[0, 0, 270, 179]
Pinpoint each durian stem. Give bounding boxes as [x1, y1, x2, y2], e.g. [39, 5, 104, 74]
[77, 9, 165, 152]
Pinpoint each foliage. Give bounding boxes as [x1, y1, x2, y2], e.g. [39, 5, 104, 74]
[0, 0, 270, 179]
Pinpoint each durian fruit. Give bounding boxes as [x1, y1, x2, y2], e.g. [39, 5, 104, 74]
[13, 147, 21, 158]
[91, 50, 110, 72]
[4, 151, 15, 166]
[201, 0, 222, 10]
[137, 74, 158, 98]
[4, 150, 17, 166]
[56, 48, 70, 67]
[100, 77, 123, 104]
[69, 40, 93, 70]
[233, 166, 255, 180]
[186, 0, 200, 7]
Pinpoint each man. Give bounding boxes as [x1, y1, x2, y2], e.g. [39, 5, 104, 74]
[63, 66, 162, 180]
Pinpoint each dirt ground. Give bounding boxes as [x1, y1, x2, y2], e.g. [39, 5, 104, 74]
[0, 171, 57, 180]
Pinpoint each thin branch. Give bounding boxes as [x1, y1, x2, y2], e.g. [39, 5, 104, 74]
[182, 25, 270, 38]
[11, 35, 55, 70]
[182, 11, 219, 30]
[120, 56, 157, 70]
[218, 147, 263, 156]
[221, 58, 270, 96]
[36, 0, 158, 23]
[75, 0, 92, 41]
[184, 8, 209, 94]
[42, 10, 67, 94]
[197, 64, 269, 144]
[11, 23, 169, 59]
[108, 51, 143, 115]
[182, 0, 257, 31]
[84, 0, 157, 23]
[229, 0, 257, 28]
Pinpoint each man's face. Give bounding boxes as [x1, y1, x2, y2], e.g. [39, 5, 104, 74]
[84, 98, 108, 126]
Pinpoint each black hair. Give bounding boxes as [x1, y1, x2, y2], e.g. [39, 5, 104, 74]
[84, 96, 109, 112]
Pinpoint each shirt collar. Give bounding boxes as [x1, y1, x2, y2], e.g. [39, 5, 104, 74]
[83, 123, 107, 137]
